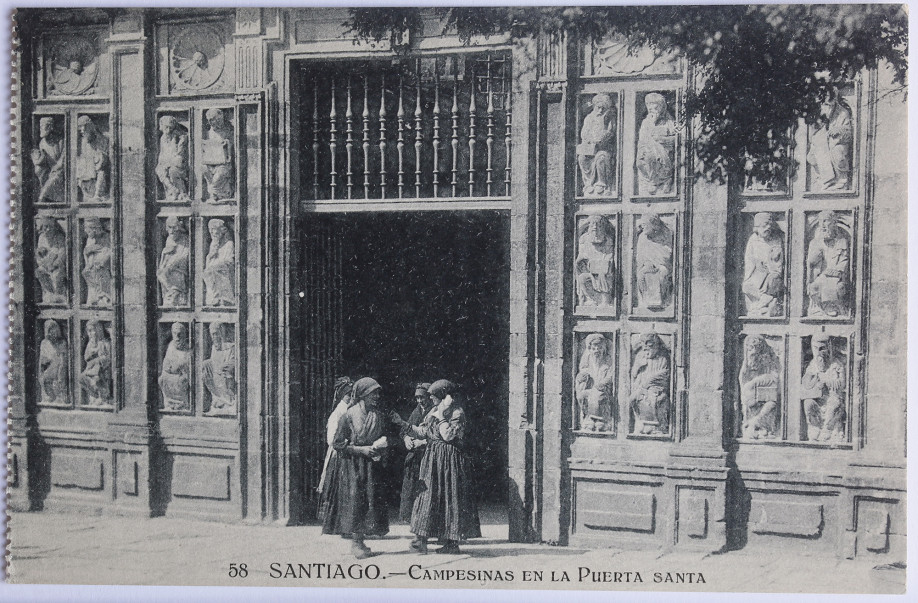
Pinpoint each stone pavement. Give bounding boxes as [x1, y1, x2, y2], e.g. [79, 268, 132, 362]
[3, 509, 908, 596]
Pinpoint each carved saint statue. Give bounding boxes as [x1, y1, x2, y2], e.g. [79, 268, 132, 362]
[75, 116, 110, 203]
[156, 115, 190, 202]
[157, 216, 190, 306]
[577, 93, 616, 197]
[202, 108, 235, 201]
[82, 218, 113, 307]
[575, 215, 615, 309]
[629, 333, 671, 435]
[203, 219, 236, 306]
[575, 333, 615, 432]
[807, 88, 853, 192]
[36, 216, 68, 304]
[40, 319, 69, 406]
[635, 213, 674, 312]
[79, 320, 112, 406]
[801, 334, 847, 443]
[636, 93, 677, 196]
[31, 117, 65, 203]
[203, 322, 237, 415]
[159, 323, 191, 412]
[806, 210, 850, 318]
[742, 212, 785, 317]
[739, 335, 781, 439]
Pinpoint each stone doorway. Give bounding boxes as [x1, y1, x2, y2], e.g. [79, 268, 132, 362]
[293, 210, 511, 523]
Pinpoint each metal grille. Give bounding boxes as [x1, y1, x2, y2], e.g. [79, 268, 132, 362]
[300, 53, 512, 201]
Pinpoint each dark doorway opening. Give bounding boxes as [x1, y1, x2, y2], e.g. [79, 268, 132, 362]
[301, 210, 511, 520]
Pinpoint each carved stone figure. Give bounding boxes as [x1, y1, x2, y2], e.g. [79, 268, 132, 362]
[159, 323, 191, 412]
[76, 116, 110, 202]
[635, 213, 674, 312]
[31, 117, 65, 203]
[577, 94, 615, 197]
[202, 108, 235, 201]
[157, 216, 190, 306]
[156, 116, 190, 202]
[802, 334, 847, 443]
[203, 219, 236, 306]
[742, 212, 786, 317]
[82, 218, 113, 307]
[807, 88, 853, 192]
[203, 322, 236, 415]
[35, 216, 68, 304]
[575, 334, 615, 432]
[170, 26, 225, 91]
[636, 93, 677, 196]
[576, 215, 616, 309]
[47, 36, 99, 96]
[629, 333, 671, 435]
[79, 320, 112, 406]
[739, 335, 781, 440]
[40, 319, 69, 406]
[806, 210, 850, 317]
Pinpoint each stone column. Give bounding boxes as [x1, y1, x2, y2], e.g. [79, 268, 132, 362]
[507, 38, 539, 542]
[104, 10, 155, 516]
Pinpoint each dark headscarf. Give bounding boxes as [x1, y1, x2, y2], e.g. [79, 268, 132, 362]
[333, 376, 354, 405]
[427, 379, 456, 400]
[352, 377, 382, 402]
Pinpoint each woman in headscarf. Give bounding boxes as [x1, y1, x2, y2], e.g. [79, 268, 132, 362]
[321, 377, 391, 558]
[398, 382, 433, 522]
[317, 376, 354, 521]
[398, 379, 481, 554]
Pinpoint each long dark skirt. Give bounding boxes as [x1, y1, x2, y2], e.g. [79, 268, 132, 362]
[321, 452, 389, 537]
[399, 451, 423, 522]
[410, 440, 481, 541]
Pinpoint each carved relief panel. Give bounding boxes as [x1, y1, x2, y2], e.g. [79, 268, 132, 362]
[79, 319, 113, 408]
[627, 332, 674, 438]
[582, 36, 681, 79]
[39, 318, 71, 407]
[634, 90, 679, 198]
[630, 212, 676, 316]
[79, 217, 113, 308]
[574, 213, 618, 316]
[202, 321, 237, 417]
[806, 85, 858, 194]
[800, 334, 849, 444]
[75, 113, 111, 204]
[156, 112, 192, 202]
[35, 215, 69, 305]
[37, 29, 109, 99]
[804, 210, 854, 320]
[576, 92, 620, 199]
[574, 331, 617, 434]
[740, 211, 788, 319]
[159, 321, 192, 413]
[157, 20, 233, 96]
[202, 217, 237, 308]
[738, 334, 784, 440]
[199, 108, 236, 203]
[31, 115, 67, 204]
[157, 215, 192, 307]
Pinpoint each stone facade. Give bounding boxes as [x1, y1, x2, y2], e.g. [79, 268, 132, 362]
[9, 8, 906, 560]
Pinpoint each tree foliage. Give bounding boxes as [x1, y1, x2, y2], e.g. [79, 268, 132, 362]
[347, 5, 907, 184]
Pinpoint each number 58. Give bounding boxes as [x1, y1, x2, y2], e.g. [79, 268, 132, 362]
[228, 563, 248, 578]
